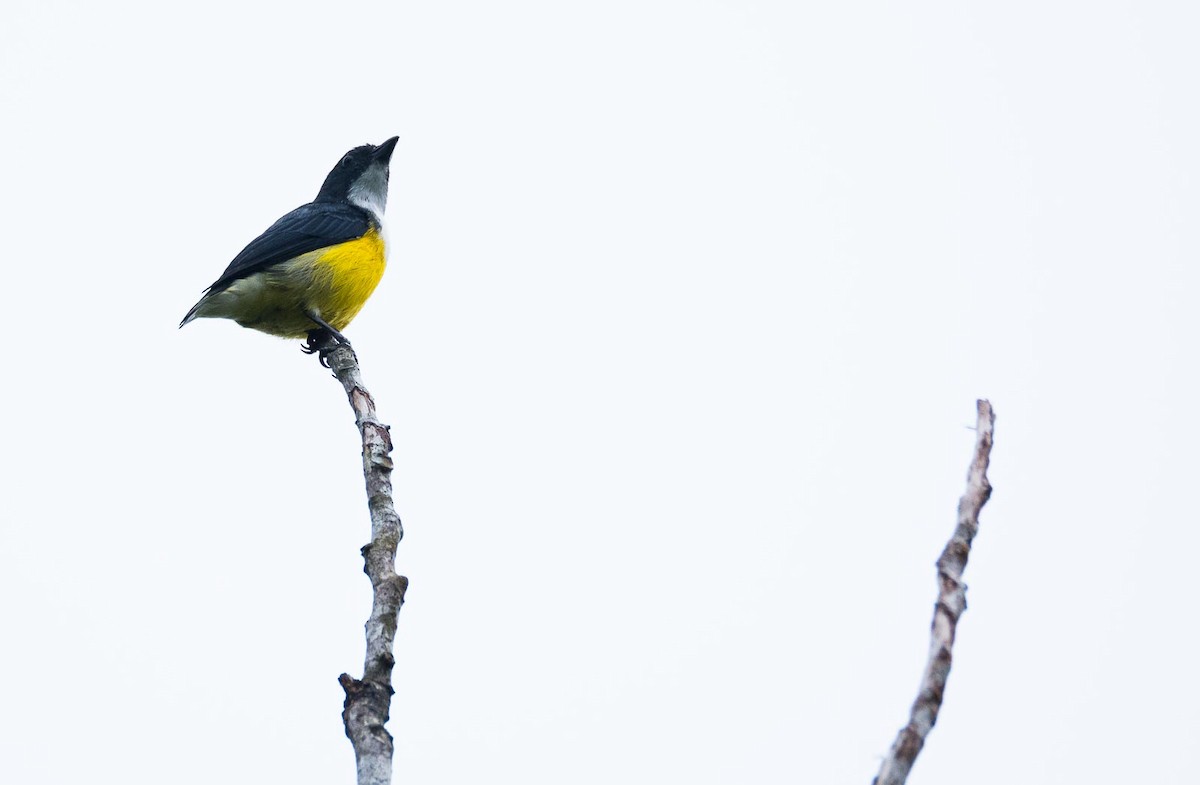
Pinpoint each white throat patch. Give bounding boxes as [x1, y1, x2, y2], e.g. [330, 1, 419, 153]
[348, 162, 389, 221]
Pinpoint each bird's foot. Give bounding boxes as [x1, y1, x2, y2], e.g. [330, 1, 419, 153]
[302, 328, 355, 369]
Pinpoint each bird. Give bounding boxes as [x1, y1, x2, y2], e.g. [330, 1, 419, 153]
[180, 136, 399, 353]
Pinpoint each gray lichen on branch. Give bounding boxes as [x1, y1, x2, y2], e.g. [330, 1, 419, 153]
[873, 399, 996, 785]
[319, 341, 407, 785]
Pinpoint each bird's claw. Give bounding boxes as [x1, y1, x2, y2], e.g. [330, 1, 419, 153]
[302, 328, 354, 369]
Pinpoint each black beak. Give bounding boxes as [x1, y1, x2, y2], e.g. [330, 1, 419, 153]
[373, 136, 399, 162]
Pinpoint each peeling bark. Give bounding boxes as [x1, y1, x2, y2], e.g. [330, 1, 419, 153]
[873, 399, 996, 785]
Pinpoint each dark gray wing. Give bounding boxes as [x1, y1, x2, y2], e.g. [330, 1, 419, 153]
[205, 202, 371, 293]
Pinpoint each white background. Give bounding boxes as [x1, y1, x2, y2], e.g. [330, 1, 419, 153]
[2, 1, 1197, 783]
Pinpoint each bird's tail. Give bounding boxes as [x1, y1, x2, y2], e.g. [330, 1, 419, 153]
[179, 296, 206, 328]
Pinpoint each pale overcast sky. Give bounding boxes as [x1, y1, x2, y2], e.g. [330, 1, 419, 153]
[2, 1, 1197, 783]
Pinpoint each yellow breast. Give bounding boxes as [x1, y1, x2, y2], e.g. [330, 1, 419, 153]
[309, 227, 387, 331]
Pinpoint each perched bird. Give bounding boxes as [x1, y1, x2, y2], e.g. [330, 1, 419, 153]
[181, 137, 399, 351]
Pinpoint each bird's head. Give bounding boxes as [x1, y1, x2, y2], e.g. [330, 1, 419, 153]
[315, 136, 399, 220]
